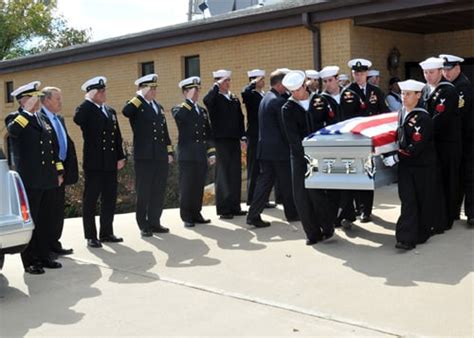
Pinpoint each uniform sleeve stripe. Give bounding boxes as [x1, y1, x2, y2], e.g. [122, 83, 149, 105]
[167, 145, 173, 153]
[207, 147, 216, 153]
[181, 102, 192, 110]
[56, 162, 64, 171]
[14, 115, 29, 128]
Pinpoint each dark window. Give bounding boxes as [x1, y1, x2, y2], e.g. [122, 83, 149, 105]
[5, 81, 13, 103]
[184, 55, 200, 78]
[141, 62, 155, 76]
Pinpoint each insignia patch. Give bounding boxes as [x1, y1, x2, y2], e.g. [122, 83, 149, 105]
[436, 98, 446, 113]
[459, 95, 465, 108]
[369, 91, 378, 104]
[412, 126, 422, 142]
[360, 100, 367, 110]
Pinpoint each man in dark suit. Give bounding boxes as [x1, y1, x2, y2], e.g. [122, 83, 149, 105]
[246, 69, 298, 227]
[122, 74, 173, 237]
[74, 76, 126, 248]
[172, 76, 215, 228]
[204, 69, 247, 219]
[340, 58, 390, 223]
[5, 81, 64, 274]
[39, 86, 78, 257]
[440, 54, 474, 226]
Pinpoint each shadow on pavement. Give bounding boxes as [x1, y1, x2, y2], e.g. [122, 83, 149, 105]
[143, 233, 220, 268]
[88, 243, 159, 283]
[0, 260, 101, 336]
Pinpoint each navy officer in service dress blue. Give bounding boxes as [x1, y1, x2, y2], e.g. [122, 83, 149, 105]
[172, 76, 215, 228]
[203, 69, 247, 219]
[6, 81, 64, 274]
[122, 74, 174, 237]
[382, 80, 437, 250]
[74, 76, 126, 248]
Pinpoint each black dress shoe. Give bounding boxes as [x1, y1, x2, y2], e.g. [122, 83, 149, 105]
[100, 235, 124, 243]
[87, 239, 103, 248]
[468, 218, 474, 226]
[286, 216, 300, 222]
[141, 229, 153, 237]
[184, 222, 195, 228]
[41, 259, 62, 269]
[219, 214, 234, 220]
[306, 238, 321, 246]
[25, 264, 45, 275]
[152, 225, 170, 233]
[52, 247, 74, 256]
[264, 202, 277, 209]
[322, 231, 334, 241]
[246, 217, 271, 228]
[194, 215, 211, 224]
[233, 210, 247, 216]
[360, 214, 372, 223]
[395, 242, 415, 250]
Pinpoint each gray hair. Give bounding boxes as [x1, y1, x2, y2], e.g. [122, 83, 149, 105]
[40, 86, 61, 102]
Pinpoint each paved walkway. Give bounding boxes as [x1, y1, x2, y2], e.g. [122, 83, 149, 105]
[1, 184, 473, 337]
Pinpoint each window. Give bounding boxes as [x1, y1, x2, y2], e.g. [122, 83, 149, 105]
[184, 55, 200, 78]
[140, 62, 155, 76]
[5, 81, 13, 103]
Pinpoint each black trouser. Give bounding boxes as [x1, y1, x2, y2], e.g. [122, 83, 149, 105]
[135, 159, 169, 230]
[215, 139, 242, 215]
[247, 160, 298, 221]
[356, 190, 374, 216]
[42, 185, 66, 251]
[456, 141, 474, 219]
[82, 170, 118, 240]
[396, 163, 436, 245]
[436, 140, 462, 228]
[21, 188, 52, 267]
[336, 190, 357, 225]
[290, 156, 332, 241]
[246, 136, 259, 205]
[179, 160, 207, 223]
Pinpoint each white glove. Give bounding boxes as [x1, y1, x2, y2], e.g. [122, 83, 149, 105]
[382, 154, 399, 167]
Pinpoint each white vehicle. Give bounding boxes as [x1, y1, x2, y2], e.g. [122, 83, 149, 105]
[0, 146, 34, 270]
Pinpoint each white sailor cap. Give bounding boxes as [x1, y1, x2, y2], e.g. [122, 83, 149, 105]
[247, 69, 265, 78]
[319, 66, 339, 79]
[338, 74, 350, 81]
[213, 69, 232, 79]
[275, 68, 292, 74]
[282, 70, 306, 91]
[135, 73, 158, 87]
[348, 58, 372, 71]
[398, 79, 426, 92]
[81, 76, 107, 92]
[11, 81, 43, 100]
[419, 57, 444, 70]
[367, 69, 380, 77]
[305, 70, 320, 79]
[439, 54, 464, 69]
[179, 76, 201, 90]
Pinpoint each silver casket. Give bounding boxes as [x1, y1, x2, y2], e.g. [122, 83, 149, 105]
[303, 133, 397, 190]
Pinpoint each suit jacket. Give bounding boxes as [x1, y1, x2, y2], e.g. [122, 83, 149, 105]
[39, 109, 79, 185]
[172, 99, 215, 162]
[74, 100, 126, 171]
[241, 82, 264, 139]
[122, 95, 173, 161]
[203, 84, 245, 140]
[256, 88, 290, 161]
[340, 82, 389, 121]
[5, 109, 62, 190]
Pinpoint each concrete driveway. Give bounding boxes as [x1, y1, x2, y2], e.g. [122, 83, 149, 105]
[1, 184, 473, 337]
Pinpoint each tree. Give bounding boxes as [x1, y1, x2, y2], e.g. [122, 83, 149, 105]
[0, 0, 91, 60]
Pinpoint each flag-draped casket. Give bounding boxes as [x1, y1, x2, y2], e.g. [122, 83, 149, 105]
[303, 112, 398, 190]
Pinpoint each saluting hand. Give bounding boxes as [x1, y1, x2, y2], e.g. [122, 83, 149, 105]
[168, 155, 174, 164]
[117, 159, 126, 170]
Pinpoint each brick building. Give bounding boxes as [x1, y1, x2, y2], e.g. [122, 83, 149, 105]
[1, 0, 473, 157]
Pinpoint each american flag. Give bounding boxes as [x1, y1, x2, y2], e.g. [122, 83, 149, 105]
[315, 112, 399, 155]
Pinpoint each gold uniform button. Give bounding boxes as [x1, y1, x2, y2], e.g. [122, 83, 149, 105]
[112, 132, 115, 136]
[41, 151, 45, 154]
[111, 148, 114, 151]
[103, 139, 106, 142]
[42, 161, 45, 165]
[51, 160, 54, 164]
[51, 150, 54, 154]
[103, 131, 106, 135]
[161, 138, 164, 142]
[103, 147, 106, 150]
[154, 129, 157, 132]
[49, 141, 52, 144]
[153, 122, 156, 125]
[154, 137, 157, 140]
[195, 124, 198, 127]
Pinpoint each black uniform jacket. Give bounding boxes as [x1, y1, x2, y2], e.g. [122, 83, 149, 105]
[6, 109, 62, 189]
[172, 99, 215, 162]
[281, 98, 311, 159]
[241, 82, 264, 138]
[397, 108, 436, 167]
[39, 109, 79, 185]
[74, 100, 126, 171]
[340, 82, 389, 120]
[122, 95, 173, 161]
[307, 92, 339, 133]
[203, 84, 245, 140]
[256, 88, 289, 161]
[422, 80, 461, 143]
[452, 73, 473, 144]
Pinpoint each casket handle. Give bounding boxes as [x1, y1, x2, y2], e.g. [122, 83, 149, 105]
[341, 159, 355, 174]
[323, 158, 336, 174]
